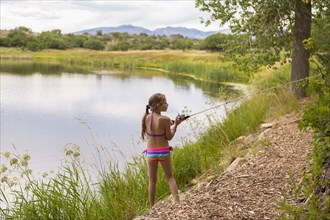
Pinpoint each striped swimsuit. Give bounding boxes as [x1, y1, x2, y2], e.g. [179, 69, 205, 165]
[144, 146, 173, 161]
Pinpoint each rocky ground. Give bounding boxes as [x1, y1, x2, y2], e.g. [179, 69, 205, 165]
[135, 112, 313, 220]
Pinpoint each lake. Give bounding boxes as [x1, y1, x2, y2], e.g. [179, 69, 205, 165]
[0, 61, 239, 174]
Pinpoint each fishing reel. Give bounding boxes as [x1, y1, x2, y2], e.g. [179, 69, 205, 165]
[177, 114, 190, 120]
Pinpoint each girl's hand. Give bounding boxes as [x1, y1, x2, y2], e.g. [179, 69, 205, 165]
[174, 116, 183, 125]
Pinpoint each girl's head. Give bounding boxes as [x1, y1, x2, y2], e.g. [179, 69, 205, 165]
[148, 93, 167, 113]
[141, 93, 167, 139]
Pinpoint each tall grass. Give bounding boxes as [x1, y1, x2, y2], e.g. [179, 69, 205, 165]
[0, 63, 299, 219]
[165, 61, 247, 82]
[0, 48, 220, 69]
[1, 48, 241, 81]
[0, 146, 97, 219]
[251, 64, 291, 90]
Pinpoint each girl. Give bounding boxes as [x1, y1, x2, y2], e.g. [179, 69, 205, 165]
[141, 93, 184, 208]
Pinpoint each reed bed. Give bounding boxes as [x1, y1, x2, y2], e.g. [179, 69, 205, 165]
[165, 61, 246, 82]
[0, 48, 243, 83]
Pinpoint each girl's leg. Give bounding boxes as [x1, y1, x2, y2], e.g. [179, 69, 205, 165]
[161, 155, 180, 203]
[147, 158, 158, 208]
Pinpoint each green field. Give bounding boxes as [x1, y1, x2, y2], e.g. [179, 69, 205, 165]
[0, 47, 246, 82]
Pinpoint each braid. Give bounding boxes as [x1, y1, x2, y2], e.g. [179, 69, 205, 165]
[141, 105, 150, 139]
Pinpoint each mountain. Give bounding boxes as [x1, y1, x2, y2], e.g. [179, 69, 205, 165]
[153, 27, 217, 39]
[72, 24, 230, 39]
[74, 25, 153, 36]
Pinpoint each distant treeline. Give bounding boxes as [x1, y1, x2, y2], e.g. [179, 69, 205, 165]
[0, 26, 239, 52]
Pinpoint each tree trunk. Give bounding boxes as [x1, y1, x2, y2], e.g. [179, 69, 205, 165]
[291, 0, 312, 97]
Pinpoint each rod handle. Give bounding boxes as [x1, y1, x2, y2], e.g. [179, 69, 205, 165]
[177, 114, 190, 120]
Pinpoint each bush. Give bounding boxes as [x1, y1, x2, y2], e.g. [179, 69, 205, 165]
[83, 39, 105, 50]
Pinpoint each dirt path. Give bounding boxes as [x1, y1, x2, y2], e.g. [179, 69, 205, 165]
[136, 113, 313, 220]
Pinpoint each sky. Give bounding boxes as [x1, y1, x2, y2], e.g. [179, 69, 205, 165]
[0, 0, 224, 34]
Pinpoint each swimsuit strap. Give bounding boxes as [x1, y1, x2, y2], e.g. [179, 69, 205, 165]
[150, 112, 154, 130]
[146, 112, 166, 137]
[147, 132, 165, 137]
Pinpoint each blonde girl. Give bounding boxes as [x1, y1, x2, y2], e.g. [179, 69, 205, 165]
[141, 93, 183, 208]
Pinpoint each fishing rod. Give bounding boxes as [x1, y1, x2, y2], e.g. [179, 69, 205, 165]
[177, 74, 322, 121]
[177, 94, 248, 120]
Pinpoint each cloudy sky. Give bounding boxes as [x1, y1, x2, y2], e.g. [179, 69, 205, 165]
[1, 0, 224, 33]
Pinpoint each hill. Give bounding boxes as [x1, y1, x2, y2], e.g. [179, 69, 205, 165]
[72, 24, 230, 39]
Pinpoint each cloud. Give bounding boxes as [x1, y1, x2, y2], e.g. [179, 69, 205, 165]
[0, 0, 222, 33]
[9, 5, 61, 20]
[69, 0, 139, 12]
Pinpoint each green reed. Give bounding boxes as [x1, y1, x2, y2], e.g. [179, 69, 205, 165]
[165, 61, 247, 82]
[0, 145, 97, 220]
[251, 64, 291, 90]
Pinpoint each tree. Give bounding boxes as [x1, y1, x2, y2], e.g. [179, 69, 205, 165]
[171, 38, 193, 51]
[38, 30, 68, 49]
[291, 1, 311, 97]
[26, 38, 43, 51]
[199, 33, 231, 51]
[111, 40, 129, 51]
[96, 29, 103, 36]
[6, 26, 33, 47]
[64, 34, 87, 48]
[83, 38, 105, 50]
[310, 2, 330, 78]
[195, 0, 325, 97]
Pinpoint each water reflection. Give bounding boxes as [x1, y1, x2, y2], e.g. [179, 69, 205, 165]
[1, 60, 240, 173]
[0, 60, 92, 75]
[166, 73, 241, 99]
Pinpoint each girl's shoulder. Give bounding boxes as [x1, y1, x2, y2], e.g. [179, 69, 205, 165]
[158, 115, 170, 122]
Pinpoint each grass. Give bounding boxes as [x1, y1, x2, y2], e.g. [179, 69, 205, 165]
[165, 61, 246, 82]
[0, 48, 219, 66]
[1, 146, 97, 219]
[0, 47, 244, 82]
[0, 54, 299, 219]
[250, 63, 291, 90]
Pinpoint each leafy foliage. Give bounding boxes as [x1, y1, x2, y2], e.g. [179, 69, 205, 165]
[0, 27, 202, 51]
[199, 33, 232, 52]
[195, 0, 298, 73]
[195, 0, 325, 96]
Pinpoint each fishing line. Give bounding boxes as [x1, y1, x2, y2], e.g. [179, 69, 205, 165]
[178, 74, 322, 120]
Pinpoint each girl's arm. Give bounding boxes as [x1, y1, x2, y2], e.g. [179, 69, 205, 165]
[164, 116, 182, 140]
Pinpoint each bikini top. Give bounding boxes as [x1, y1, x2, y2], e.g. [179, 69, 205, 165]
[146, 112, 166, 137]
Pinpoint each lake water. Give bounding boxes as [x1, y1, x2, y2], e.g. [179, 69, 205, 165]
[0, 61, 239, 174]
